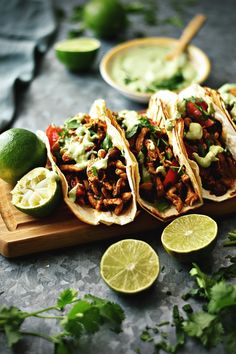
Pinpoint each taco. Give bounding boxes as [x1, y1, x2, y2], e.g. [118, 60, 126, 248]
[112, 104, 202, 221]
[42, 100, 138, 225]
[218, 83, 236, 123]
[160, 84, 236, 201]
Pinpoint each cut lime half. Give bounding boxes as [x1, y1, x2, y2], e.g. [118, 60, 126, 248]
[11, 167, 62, 218]
[161, 214, 218, 262]
[55, 37, 101, 72]
[100, 239, 160, 294]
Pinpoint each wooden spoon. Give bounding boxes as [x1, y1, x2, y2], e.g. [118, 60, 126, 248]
[166, 14, 207, 60]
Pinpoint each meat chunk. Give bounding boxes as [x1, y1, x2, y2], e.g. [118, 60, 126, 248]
[166, 186, 183, 212]
[135, 127, 149, 152]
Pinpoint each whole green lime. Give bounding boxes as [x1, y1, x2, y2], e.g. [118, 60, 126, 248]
[83, 0, 127, 39]
[0, 128, 47, 185]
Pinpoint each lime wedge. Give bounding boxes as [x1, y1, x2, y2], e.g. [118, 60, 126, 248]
[55, 38, 101, 72]
[100, 239, 159, 294]
[161, 214, 218, 262]
[11, 167, 62, 218]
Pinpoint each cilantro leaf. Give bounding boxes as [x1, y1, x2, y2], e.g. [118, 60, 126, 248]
[92, 166, 98, 176]
[208, 282, 236, 314]
[225, 331, 236, 354]
[101, 135, 113, 150]
[57, 288, 78, 310]
[211, 256, 236, 281]
[0, 306, 26, 347]
[146, 73, 184, 92]
[155, 198, 170, 212]
[224, 230, 236, 246]
[85, 295, 125, 333]
[139, 117, 158, 134]
[172, 305, 185, 348]
[190, 263, 216, 298]
[183, 311, 224, 348]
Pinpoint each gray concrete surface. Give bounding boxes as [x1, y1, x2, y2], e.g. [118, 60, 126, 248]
[1, 0, 236, 353]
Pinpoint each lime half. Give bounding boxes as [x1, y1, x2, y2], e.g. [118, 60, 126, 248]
[161, 214, 218, 262]
[55, 37, 101, 72]
[11, 167, 62, 218]
[100, 239, 159, 294]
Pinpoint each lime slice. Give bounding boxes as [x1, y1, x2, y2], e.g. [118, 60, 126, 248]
[11, 167, 62, 218]
[161, 214, 218, 262]
[55, 38, 101, 72]
[100, 239, 159, 294]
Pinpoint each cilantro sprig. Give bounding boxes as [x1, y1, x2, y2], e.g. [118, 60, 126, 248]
[0, 289, 125, 353]
[140, 256, 236, 354]
[224, 230, 236, 246]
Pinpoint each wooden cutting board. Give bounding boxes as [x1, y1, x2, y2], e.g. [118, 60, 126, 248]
[1, 179, 236, 258]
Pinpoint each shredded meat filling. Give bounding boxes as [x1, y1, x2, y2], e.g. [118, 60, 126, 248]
[52, 116, 133, 215]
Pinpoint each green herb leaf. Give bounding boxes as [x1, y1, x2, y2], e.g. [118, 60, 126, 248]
[140, 329, 154, 342]
[190, 263, 216, 299]
[224, 230, 236, 246]
[64, 117, 82, 129]
[214, 256, 236, 280]
[172, 305, 185, 347]
[54, 339, 71, 354]
[146, 73, 184, 93]
[139, 117, 158, 134]
[208, 282, 236, 314]
[92, 166, 98, 177]
[57, 289, 78, 310]
[102, 135, 113, 150]
[155, 198, 170, 212]
[0, 306, 26, 347]
[183, 311, 223, 348]
[85, 295, 125, 333]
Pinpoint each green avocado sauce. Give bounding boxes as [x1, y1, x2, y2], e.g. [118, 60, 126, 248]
[193, 145, 224, 168]
[111, 44, 197, 93]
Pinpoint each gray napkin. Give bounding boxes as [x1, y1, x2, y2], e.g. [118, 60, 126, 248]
[0, 0, 57, 132]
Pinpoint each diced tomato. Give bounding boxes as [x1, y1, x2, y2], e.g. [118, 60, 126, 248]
[76, 185, 85, 197]
[163, 162, 178, 188]
[197, 100, 208, 111]
[203, 119, 214, 128]
[46, 125, 62, 148]
[186, 101, 202, 119]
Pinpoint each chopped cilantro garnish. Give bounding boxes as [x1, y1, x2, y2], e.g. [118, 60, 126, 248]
[64, 117, 82, 129]
[155, 198, 170, 212]
[101, 135, 113, 150]
[145, 73, 184, 93]
[91, 166, 98, 176]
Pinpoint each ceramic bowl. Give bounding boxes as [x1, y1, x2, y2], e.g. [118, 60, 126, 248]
[100, 37, 211, 103]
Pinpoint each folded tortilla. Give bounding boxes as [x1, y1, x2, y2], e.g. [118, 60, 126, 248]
[40, 100, 138, 225]
[157, 84, 236, 202]
[218, 83, 236, 124]
[112, 100, 203, 221]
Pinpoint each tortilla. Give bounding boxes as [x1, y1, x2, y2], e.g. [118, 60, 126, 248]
[40, 100, 138, 226]
[160, 84, 236, 202]
[112, 101, 203, 221]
